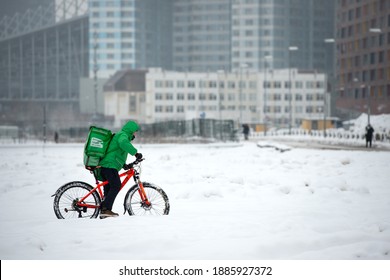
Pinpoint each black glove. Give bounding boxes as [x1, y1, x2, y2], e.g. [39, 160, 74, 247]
[135, 153, 143, 160]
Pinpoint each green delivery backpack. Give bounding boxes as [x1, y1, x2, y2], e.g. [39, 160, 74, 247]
[83, 126, 114, 170]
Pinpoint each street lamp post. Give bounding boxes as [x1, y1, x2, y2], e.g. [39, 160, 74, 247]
[367, 84, 371, 124]
[263, 55, 272, 136]
[93, 32, 99, 122]
[365, 28, 382, 125]
[288, 46, 298, 135]
[323, 38, 335, 138]
[217, 70, 224, 140]
[239, 63, 248, 125]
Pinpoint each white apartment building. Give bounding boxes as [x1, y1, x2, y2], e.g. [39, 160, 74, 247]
[104, 68, 329, 129]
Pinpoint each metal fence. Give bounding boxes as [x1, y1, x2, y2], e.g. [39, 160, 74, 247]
[138, 119, 238, 143]
[54, 118, 238, 143]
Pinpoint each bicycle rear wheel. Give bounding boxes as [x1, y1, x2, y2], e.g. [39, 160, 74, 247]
[53, 181, 101, 219]
[124, 182, 170, 216]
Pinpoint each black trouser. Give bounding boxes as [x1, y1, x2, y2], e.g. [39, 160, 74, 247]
[100, 167, 121, 210]
[366, 137, 372, 147]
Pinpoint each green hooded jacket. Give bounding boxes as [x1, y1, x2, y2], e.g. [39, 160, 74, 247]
[99, 121, 139, 171]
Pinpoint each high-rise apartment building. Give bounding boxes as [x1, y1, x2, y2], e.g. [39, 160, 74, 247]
[172, 0, 232, 72]
[89, 0, 335, 76]
[173, 0, 335, 73]
[89, 0, 172, 78]
[335, 0, 390, 119]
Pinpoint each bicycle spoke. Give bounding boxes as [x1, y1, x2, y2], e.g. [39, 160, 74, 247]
[125, 183, 169, 216]
[53, 182, 101, 219]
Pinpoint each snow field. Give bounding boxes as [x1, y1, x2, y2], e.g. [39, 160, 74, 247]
[0, 142, 389, 260]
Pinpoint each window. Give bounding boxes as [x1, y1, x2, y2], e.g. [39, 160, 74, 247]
[274, 94, 281, 101]
[188, 93, 196, 100]
[249, 81, 257, 88]
[228, 81, 235, 88]
[209, 94, 217, 100]
[295, 81, 303, 88]
[188, 81, 196, 88]
[306, 106, 313, 113]
[370, 52, 376, 64]
[379, 51, 384, 63]
[122, 32, 132, 38]
[129, 95, 136, 112]
[209, 81, 217, 88]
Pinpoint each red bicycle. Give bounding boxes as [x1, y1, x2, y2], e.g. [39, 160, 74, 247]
[52, 158, 170, 218]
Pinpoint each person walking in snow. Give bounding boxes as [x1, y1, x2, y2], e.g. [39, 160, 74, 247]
[242, 124, 250, 140]
[365, 124, 374, 148]
[96, 120, 143, 218]
[54, 131, 59, 143]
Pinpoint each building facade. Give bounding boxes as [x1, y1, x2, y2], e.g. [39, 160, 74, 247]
[104, 68, 328, 129]
[172, 0, 335, 74]
[0, 3, 89, 132]
[335, 0, 390, 119]
[172, 0, 232, 72]
[89, 0, 172, 78]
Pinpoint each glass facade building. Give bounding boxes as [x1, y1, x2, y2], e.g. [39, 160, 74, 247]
[173, 0, 335, 73]
[89, 0, 172, 78]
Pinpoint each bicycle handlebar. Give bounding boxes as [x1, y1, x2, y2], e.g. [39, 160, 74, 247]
[123, 158, 144, 170]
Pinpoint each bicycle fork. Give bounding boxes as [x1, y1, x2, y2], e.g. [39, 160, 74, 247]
[123, 173, 151, 214]
[134, 175, 151, 207]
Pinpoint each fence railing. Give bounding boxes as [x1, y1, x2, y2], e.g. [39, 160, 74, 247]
[137, 119, 238, 143]
[249, 128, 390, 144]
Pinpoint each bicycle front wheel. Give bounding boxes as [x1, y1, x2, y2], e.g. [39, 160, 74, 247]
[124, 182, 170, 216]
[53, 181, 101, 219]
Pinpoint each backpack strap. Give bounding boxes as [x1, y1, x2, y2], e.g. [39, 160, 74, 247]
[92, 168, 101, 185]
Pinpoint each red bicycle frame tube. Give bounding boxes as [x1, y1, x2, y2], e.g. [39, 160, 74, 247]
[76, 168, 140, 209]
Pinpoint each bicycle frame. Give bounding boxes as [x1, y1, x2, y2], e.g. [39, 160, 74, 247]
[76, 167, 151, 210]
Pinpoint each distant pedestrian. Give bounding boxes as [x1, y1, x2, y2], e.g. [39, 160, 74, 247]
[242, 124, 250, 140]
[54, 131, 59, 143]
[365, 124, 374, 148]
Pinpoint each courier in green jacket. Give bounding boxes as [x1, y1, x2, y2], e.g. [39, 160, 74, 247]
[99, 120, 143, 218]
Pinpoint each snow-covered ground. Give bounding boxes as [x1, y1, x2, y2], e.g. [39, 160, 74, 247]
[0, 141, 390, 260]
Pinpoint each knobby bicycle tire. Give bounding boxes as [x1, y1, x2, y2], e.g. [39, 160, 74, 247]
[124, 182, 170, 216]
[53, 181, 101, 219]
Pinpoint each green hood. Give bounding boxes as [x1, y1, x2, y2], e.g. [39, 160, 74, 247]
[122, 121, 139, 135]
[98, 120, 139, 171]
